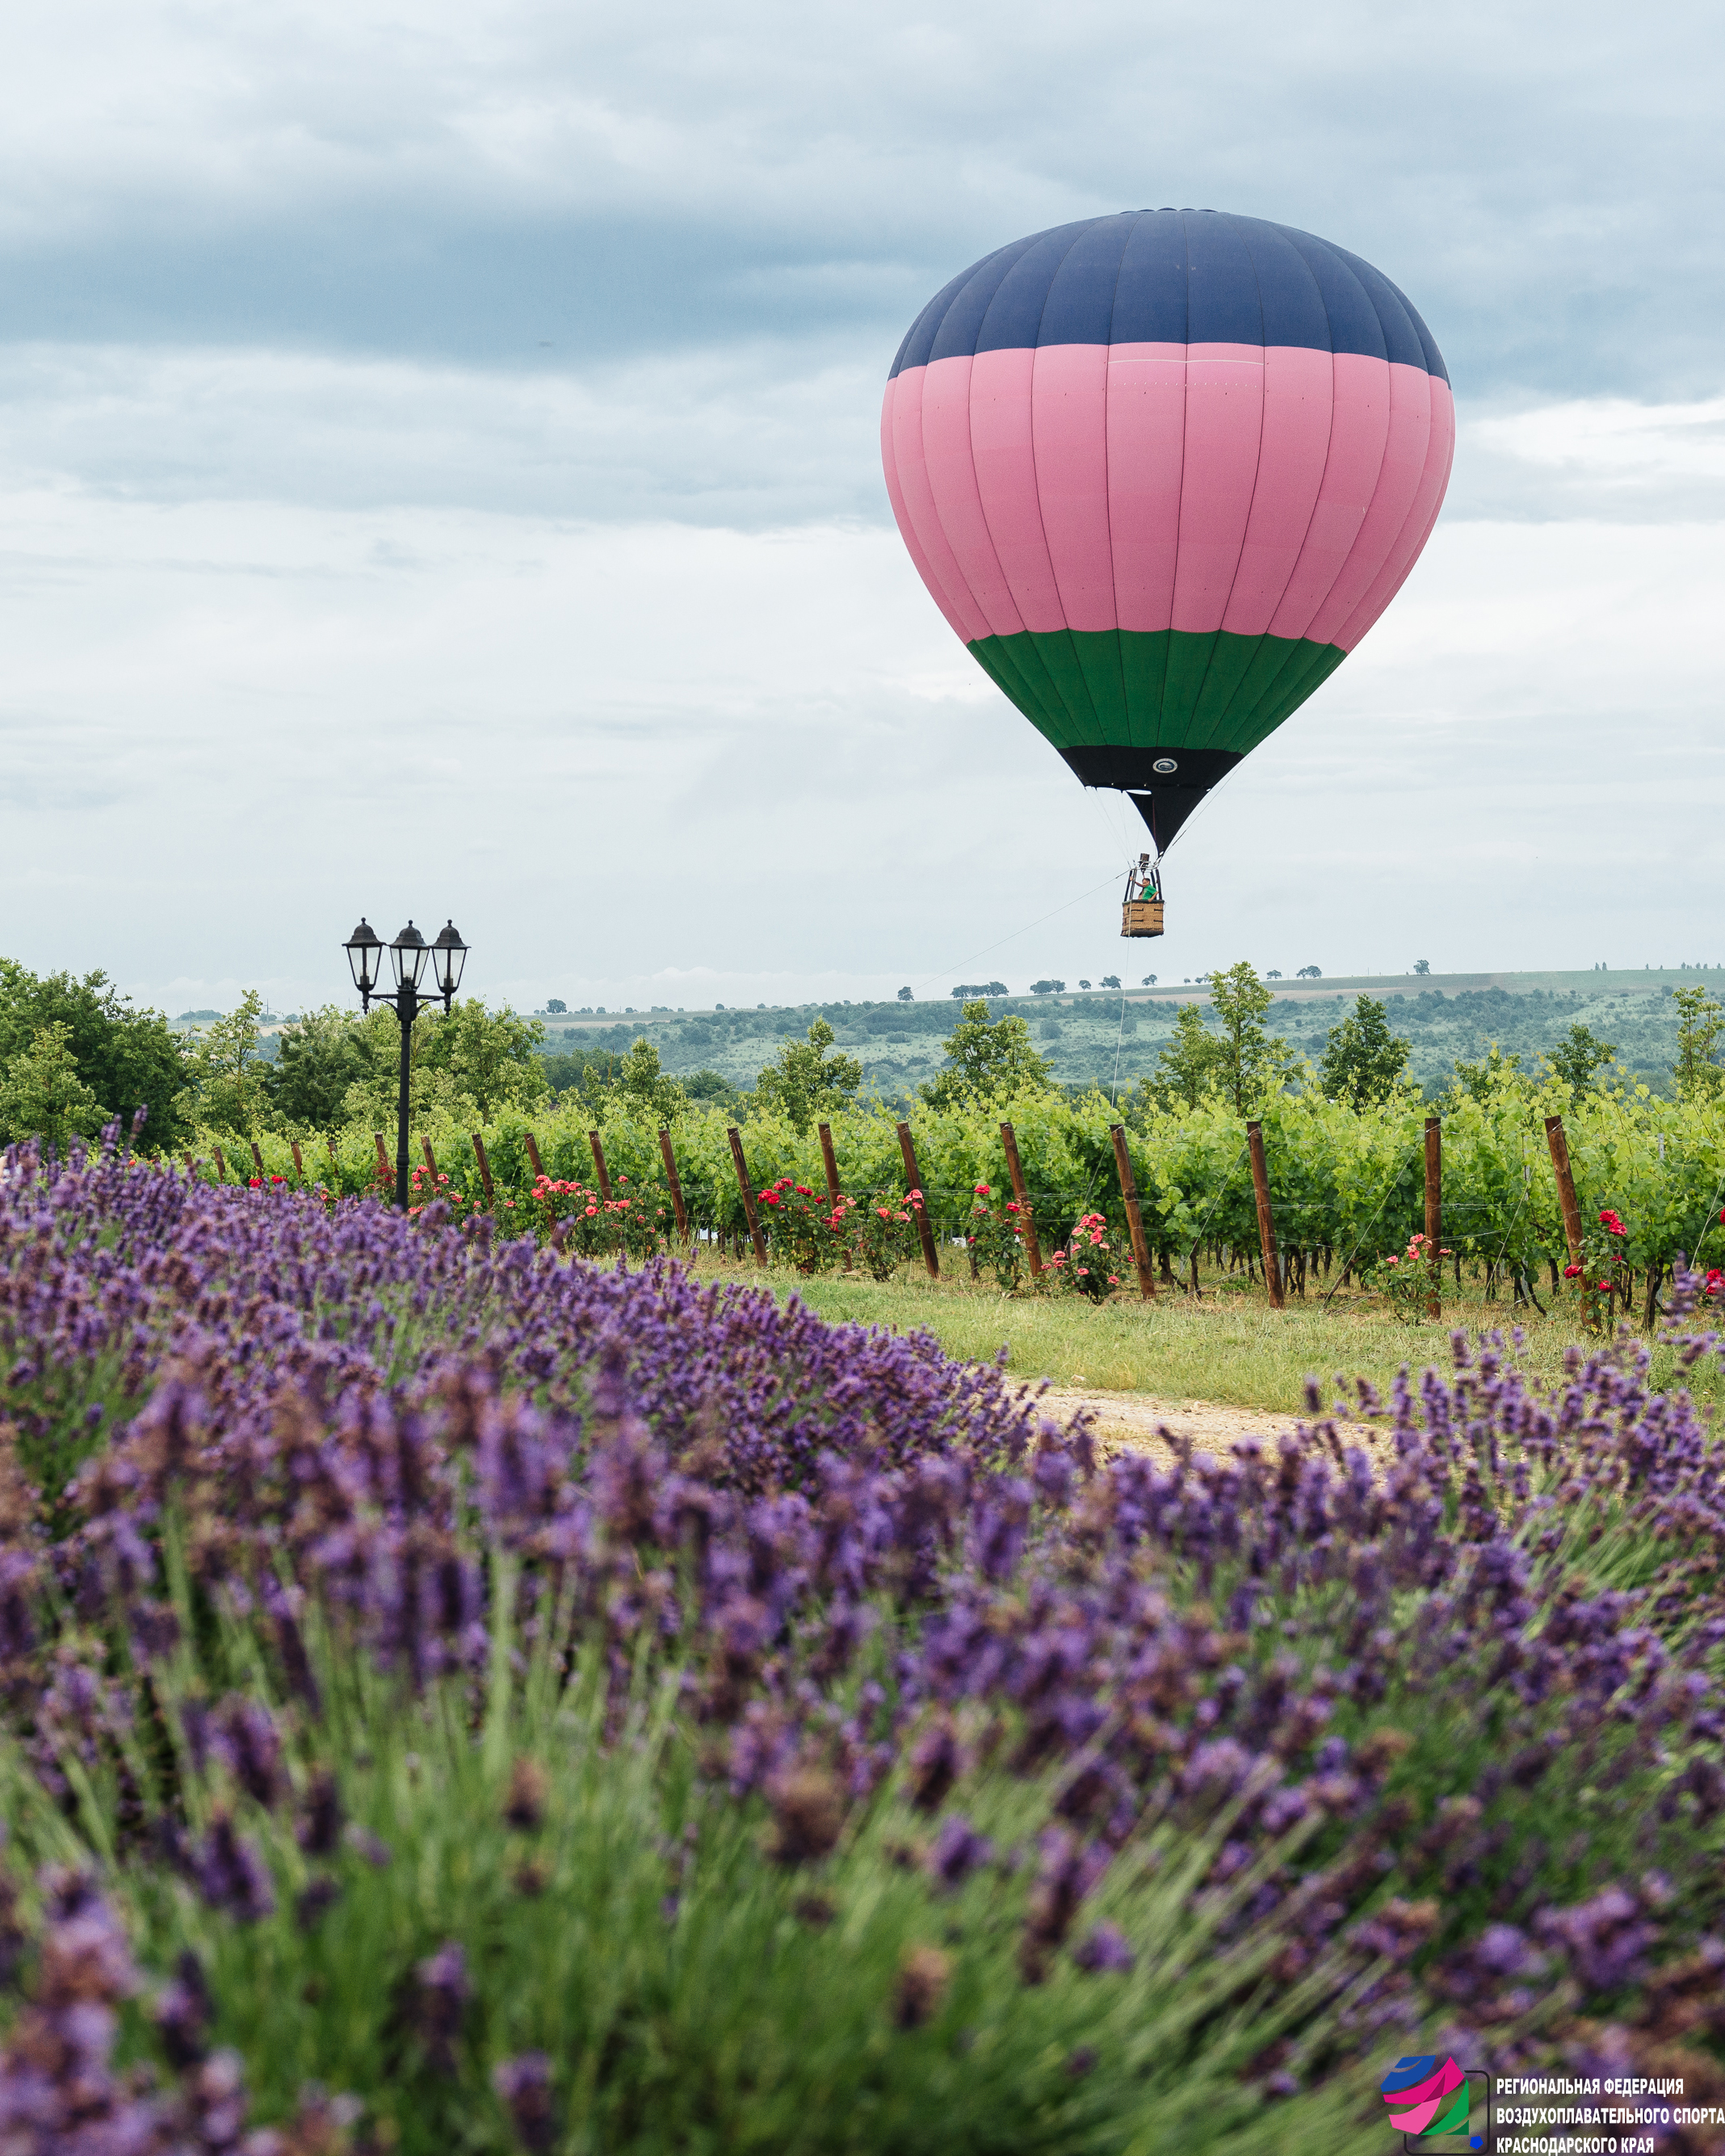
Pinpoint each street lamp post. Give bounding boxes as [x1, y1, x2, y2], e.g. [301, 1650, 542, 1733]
[343, 917, 468, 1210]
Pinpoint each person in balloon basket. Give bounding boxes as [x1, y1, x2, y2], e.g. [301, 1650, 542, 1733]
[1131, 856, 1160, 905]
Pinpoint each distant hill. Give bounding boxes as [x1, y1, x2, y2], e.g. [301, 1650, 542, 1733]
[537, 968, 1716, 1101]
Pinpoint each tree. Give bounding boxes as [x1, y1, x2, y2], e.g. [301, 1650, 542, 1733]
[1100, 975, 1120, 989]
[175, 992, 272, 1137]
[422, 1000, 550, 1122]
[1145, 1005, 1226, 1109]
[951, 981, 1009, 999]
[1546, 1022, 1618, 1096]
[754, 1019, 862, 1133]
[1078, 979, 1092, 990]
[1206, 962, 1294, 1113]
[684, 1068, 742, 1110]
[546, 998, 567, 1014]
[1319, 995, 1412, 1109]
[1296, 966, 1322, 979]
[1030, 980, 1065, 996]
[0, 1022, 103, 1152]
[1673, 984, 1725, 1102]
[267, 1007, 371, 1129]
[0, 958, 190, 1151]
[543, 1048, 626, 1104]
[1140, 975, 1157, 987]
[896, 987, 914, 1002]
[1412, 960, 1431, 977]
[606, 1038, 690, 1123]
[921, 1000, 1054, 1110]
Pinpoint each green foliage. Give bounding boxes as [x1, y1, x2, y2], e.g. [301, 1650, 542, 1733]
[921, 1000, 1054, 1111]
[1362, 1230, 1446, 1323]
[174, 991, 273, 1139]
[606, 1037, 690, 1123]
[542, 1047, 627, 1105]
[0, 1021, 103, 1152]
[338, 1000, 548, 1133]
[754, 1018, 862, 1135]
[684, 1068, 743, 1109]
[1204, 962, 1295, 1113]
[421, 998, 549, 1122]
[267, 1007, 371, 1129]
[1318, 995, 1411, 1109]
[966, 1184, 1028, 1290]
[1446, 1043, 1528, 1106]
[1544, 1021, 1619, 1097]
[1144, 1006, 1226, 1110]
[186, 1023, 1725, 1319]
[0, 957, 190, 1149]
[1673, 983, 1725, 1102]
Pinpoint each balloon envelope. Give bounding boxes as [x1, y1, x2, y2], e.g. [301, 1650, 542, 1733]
[881, 210, 1453, 847]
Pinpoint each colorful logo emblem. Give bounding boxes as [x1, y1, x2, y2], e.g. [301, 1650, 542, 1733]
[1380, 2056, 1479, 2146]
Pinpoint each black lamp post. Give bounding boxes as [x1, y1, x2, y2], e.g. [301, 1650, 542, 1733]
[343, 916, 468, 1210]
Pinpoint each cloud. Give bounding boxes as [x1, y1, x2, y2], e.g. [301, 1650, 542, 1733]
[1455, 397, 1725, 524]
[0, 0, 1720, 1016]
[1, 0, 1719, 395]
[3, 462, 1722, 1015]
[0, 341, 882, 525]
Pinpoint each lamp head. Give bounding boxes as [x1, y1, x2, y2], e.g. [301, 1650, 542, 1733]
[430, 920, 468, 1005]
[344, 918, 383, 1002]
[389, 921, 430, 992]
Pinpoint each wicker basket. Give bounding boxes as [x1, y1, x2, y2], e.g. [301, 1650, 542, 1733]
[1121, 900, 1165, 938]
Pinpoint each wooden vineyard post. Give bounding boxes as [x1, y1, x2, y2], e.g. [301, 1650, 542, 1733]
[422, 1136, 439, 1186]
[372, 1133, 391, 1190]
[1244, 1119, 1285, 1311]
[587, 1130, 613, 1202]
[212, 1145, 228, 1183]
[998, 1122, 1044, 1278]
[523, 1132, 545, 1183]
[1424, 1115, 1442, 1319]
[470, 1132, 494, 1210]
[727, 1126, 768, 1265]
[290, 1139, 304, 1184]
[817, 1122, 852, 1270]
[896, 1121, 940, 1279]
[658, 1128, 690, 1246]
[817, 1122, 842, 1206]
[250, 1140, 267, 1181]
[1109, 1124, 1157, 1302]
[183, 1151, 198, 1178]
[1545, 1115, 1585, 1281]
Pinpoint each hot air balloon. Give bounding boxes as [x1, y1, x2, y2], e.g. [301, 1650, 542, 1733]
[880, 210, 1453, 937]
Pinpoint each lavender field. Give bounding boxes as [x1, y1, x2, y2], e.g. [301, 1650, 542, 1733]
[5, 1133, 1725, 2153]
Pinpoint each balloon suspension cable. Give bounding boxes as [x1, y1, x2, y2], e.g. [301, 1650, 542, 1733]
[1123, 850, 1163, 905]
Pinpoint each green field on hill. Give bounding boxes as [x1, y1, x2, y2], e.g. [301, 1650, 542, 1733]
[539, 967, 1718, 1101]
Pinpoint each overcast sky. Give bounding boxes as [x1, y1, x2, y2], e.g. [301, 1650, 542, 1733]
[2, 0, 1720, 1017]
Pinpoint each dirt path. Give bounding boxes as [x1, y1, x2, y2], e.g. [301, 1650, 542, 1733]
[1021, 1385, 1396, 1471]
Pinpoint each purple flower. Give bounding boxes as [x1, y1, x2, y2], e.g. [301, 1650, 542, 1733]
[493, 2051, 558, 2152]
[194, 1814, 275, 1923]
[927, 1814, 993, 1890]
[1072, 1922, 1135, 1974]
[405, 1940, 470, 2075]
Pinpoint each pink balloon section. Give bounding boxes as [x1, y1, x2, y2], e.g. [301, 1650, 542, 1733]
[881, 340, 1455, 660]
